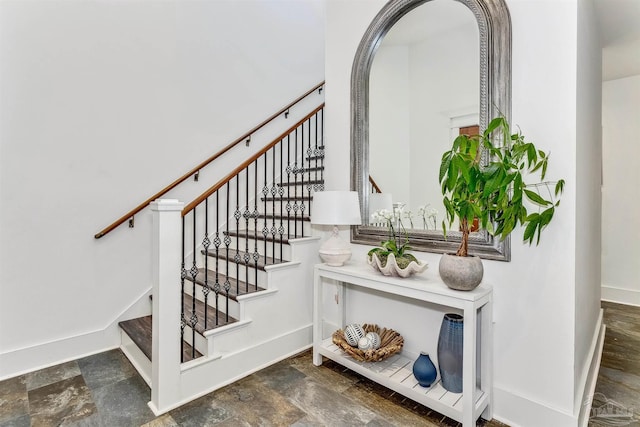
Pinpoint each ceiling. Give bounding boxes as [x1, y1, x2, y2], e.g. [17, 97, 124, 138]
[594, 0, 640, 81]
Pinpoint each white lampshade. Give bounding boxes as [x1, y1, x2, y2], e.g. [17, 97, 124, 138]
[311, 191, 362, 266]
[311, 191, 362, 226]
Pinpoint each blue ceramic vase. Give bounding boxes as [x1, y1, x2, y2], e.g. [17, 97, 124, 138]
[437, 313, 464, 393]
[412, 352, 437, 387]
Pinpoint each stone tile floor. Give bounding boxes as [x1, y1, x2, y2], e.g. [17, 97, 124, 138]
[0, 301, 637, 427]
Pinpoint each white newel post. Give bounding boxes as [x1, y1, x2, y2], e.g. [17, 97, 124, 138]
[150, 199, 184, 414]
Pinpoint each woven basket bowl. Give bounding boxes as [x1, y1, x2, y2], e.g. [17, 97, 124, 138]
[332, 324, 404, 362]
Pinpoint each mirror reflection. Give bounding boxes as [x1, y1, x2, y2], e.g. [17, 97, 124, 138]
[368, 0, 479, 231]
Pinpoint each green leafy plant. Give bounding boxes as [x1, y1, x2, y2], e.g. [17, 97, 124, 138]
[367, 209, 418, 268]
[439, 116, 565, 257]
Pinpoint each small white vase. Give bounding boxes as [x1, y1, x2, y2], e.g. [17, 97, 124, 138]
[367, 253, 428, 278]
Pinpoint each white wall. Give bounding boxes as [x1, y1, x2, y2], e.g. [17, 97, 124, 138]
[369, 21, 478, 222]
[601, 74, 640, 306]
[408, 22, 478, 225]
[0, 0, 324, 379]
[369, 46, 411, 204]
[325, 0, 599, 425]
[574, 0, 602, 420]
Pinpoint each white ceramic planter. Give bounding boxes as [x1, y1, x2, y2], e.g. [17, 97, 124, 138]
[438, 253, 483, 291]
[367, 253, 428, 278]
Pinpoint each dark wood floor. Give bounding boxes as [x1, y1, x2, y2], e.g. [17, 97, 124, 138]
[591, 301, 640, 426]
[1, 301, 638, 426]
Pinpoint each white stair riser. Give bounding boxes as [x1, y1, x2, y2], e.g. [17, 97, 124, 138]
[197, 260, 272, 285]
[182, 325, 208, 357]
[207, 240, 294, 262]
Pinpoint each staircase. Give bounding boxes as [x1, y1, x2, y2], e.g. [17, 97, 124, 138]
[113, 94, 325, 414]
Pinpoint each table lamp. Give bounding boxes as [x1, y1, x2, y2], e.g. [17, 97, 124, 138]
[311, 191, 362, 266]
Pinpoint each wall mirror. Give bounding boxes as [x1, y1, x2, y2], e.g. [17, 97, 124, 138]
[351, 0, 512, 261]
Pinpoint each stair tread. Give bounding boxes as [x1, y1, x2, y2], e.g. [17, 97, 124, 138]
[223, 229, 307, 244]
[301, 166, 324, 172]
[183, 293, 238, 334]
[261, 196, 313, 201]
[278, 179, 324, 187]
[203, 248, 288, 269]
[186, 268, 264, 299]
[257, 213, 311, 221]
[119, 315, 202, 363]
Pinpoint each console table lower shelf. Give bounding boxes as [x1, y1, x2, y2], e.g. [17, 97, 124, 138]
[318, 338, 489, 423]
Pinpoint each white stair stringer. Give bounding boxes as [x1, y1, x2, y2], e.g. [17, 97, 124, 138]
[120, 330, 152, 387]
[148, 236, 321, 416]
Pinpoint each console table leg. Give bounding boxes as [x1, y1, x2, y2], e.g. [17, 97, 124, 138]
[313, 270, 323, 366]
[462, 302, 477, 426]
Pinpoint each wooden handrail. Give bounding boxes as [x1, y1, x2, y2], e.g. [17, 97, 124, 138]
[369, 175, 382, 193]
[182, 103, 325, 216]
[94, 81, 325, 239]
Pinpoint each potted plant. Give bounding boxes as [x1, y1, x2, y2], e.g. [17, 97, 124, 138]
[439, 116, 565, 290]
[367, 208, 428, 277]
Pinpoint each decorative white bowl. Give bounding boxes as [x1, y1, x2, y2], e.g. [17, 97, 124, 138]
[367, 253, 428, 278]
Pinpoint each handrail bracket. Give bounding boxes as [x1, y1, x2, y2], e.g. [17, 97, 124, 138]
[129, 216, 135, 228]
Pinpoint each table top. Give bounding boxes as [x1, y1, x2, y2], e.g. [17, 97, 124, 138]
[315, 260, 492, 304]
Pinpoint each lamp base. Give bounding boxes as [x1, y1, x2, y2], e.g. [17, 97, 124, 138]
[319, 249, 352, 266]
[319, 226, 352, 266]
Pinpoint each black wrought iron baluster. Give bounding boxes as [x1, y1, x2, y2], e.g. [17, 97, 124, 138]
[180, 217, 187, 363]
[314, 112, 319, 192]
[243, 166, 250, 294]
[285, 135, 291, 252]
[303, 117, 311, 225]
[262, 152, 269, 267]
[202, 199, 210, 330]
[234, 178, 241, 295]
[270, 145, 277, 263]
[189, 209, 198, 360]
[279, 141, 285, 262]
[253, 160, 259, 286]
[224, 182, 231, 322]
[293, 128, 299, 238]
[214, 192, 221, 326]
[319, 108, 325, 189]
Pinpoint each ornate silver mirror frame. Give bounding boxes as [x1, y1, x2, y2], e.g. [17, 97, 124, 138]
[350, 0, 512, 261]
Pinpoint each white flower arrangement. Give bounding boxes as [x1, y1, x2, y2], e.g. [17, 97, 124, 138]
[417, 205, 438, 230]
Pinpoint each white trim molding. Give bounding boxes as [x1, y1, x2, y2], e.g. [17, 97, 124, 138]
[601, 284, 640, 307]
[0, 287, 152, 381]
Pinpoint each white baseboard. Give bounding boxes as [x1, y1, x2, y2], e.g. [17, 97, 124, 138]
[578, 322, 606, 427]
[0, 288, 152, 381]
[575, 310, 605, 426]
[601, 285, 640, 306]
[148, 324, 313, 415]
[493, 386, 575, 427]
[492, 313, 606, 427]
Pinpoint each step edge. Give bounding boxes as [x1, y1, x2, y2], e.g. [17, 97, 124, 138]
[203, 318, 252, 338]
[288, 236, 321, 245]
[235, 287, 279, 302]
[179, 352, 222, 372]
[263, 260, 302, 272]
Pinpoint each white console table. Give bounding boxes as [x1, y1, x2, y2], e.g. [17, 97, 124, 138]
[312, 261, 493, 426]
